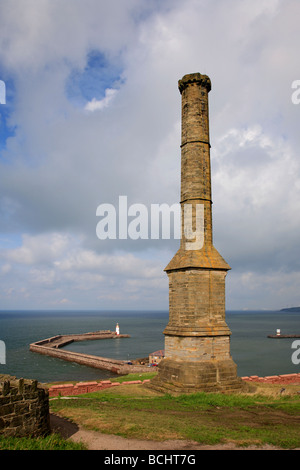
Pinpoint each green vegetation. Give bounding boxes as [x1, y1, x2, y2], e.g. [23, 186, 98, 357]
[46, 371, 157, 388]
[2, 372, 299, 450]
[0, 433, 87, 450]
[110, 371, 158, 383]
[50, 379, 300, 449]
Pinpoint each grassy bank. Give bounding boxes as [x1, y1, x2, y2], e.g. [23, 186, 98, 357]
[1, 372, 299, 450]
[0, 433, 87, 450]
[49, 375, 300, 449]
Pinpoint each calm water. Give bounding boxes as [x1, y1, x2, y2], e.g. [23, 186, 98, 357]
[0, 310, 299, 383]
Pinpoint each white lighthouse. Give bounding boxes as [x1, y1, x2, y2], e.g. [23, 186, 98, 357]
[116, 323, 120, 335]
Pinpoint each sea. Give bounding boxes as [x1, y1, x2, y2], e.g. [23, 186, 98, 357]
[0, 309, 299, 384]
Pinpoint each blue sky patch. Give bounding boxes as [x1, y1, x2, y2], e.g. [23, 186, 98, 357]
[65, 50, 123, 108]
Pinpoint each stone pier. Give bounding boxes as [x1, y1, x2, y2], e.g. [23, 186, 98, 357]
[30, 331, 150, 375]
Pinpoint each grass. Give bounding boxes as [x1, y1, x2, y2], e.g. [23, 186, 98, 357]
[110, 371, 158, 383]
[45, 371, 157, 388]
[0, 433, 87, 450]
[2, 372, 299, 450]
[49, 377, 300, 449]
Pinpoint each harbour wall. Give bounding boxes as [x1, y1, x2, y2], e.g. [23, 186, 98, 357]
[29, 331, 150, 375]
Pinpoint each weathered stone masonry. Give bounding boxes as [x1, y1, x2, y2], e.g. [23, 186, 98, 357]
[150, 73, 243, 394]
[0, 374, 50, 437]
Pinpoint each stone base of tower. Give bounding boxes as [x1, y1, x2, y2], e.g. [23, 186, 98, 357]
[147, 333, 245, 394]
[147, 357, 245, 395]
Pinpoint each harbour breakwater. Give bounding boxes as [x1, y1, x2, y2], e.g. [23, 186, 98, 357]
[29, 331, 150, 375]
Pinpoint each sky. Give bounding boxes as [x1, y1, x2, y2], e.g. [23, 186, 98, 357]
[0, 0, 300, 311]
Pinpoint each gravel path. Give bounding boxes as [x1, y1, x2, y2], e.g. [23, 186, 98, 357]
[49, 413, 283, 451]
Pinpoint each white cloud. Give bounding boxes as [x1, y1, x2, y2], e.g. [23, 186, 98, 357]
[1, 264, 11, 274]
[0, 0, 144, 71]
[227, 269, 300, 310]
[5, 233, 72, 265]
[85, 88, 118, 111]
[0, 231, 168, 309]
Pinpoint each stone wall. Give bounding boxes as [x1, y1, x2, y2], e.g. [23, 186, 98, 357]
[30, 342, 150, 375]
[242, 373, 300, 384]
[29, 330, 149, 375]
[164, 335, 231, 362]
[49, 379, 151, 397]
[165, 269, 230, 335]
[0, 374, 50, 437]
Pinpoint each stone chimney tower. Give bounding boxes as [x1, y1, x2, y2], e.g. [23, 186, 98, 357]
[150, 73, 243, 393]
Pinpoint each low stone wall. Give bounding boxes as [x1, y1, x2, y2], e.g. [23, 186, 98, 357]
[30, 334, 150, 375]
[0, 374, 50, 437]
[33, 331, 129, 349]
[49, 379, 151, 397]
[30, 342, 148, 374]
[48, 373, 300, 397]
[34, 335, 62, 346]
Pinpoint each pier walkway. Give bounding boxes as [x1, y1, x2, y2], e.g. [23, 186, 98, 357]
[30, 331, 150, 375]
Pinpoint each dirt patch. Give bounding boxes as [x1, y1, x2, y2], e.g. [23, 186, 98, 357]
[49, 413, 286, 451]
[49, 381, 300, 450]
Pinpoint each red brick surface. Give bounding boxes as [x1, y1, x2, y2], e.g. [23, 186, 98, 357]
[241, 373, 300, 384]
[49, 374, 300, 397]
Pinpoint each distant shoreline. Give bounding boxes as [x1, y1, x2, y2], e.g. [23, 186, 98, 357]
[280, 307, 300, 312]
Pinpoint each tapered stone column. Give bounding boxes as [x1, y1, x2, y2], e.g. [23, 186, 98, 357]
[150, 73, 243, 393]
